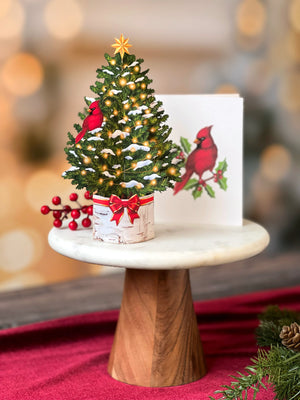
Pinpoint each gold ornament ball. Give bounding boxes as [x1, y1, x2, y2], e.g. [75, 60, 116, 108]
[130, 97, 136, 102]
[123, 64, 128, 69]
[168, 167, 176, 175]
[153, 166, 158, 172]
[102, 165, 107, 171]
[124, 103, 130, 110]
[143, 141, 149, 146]
[116, 149, 122, 156]
[131, 162, 137, 169]
[99, 178, 104, 184]
[87, 145, 93, 151]
[81, 170, 87, 176]
[150, 127, 156, 133]
[102, 85, 107, 92]
[150, 179, 157, 186]
[134, 66, 140, 72]
[107, 131, 112, 138]
[75, 144, 81, 149]
[83, 157, 91, 164]
[120, 133, 125, 139]
[135, 120, 142, 126]
[145, 109, 150, 114]
[119, 78, 127, 87]
[112, 81, 116, 85]
[116, 170, 121, 176]
[108, 90, 114, 97]
[141, 83, 146, 89]
[124, 127, 131, 133]
[105, 100, 111, 106]
[129, 83, 136, 90]
[103, 116, 107, 122]
[157, 150, 162, 156]
[132, 137, 138, 143]
[140, 93, 146, 100]
[123, 116, 129, 121]
[96, 132, 101, 137]
[146, 153, 152, 159]
[110, 59, 116, 65]
[109, 180, 114, 186]
[121, 182, 126, 188]
[113, 110, 118, 116]
[143, 120, 148, 125]
[136, 183, 143, 189]
[103, 153, 108, 159]
[133, 103, 139, 108]
[130, 147, 136, 153]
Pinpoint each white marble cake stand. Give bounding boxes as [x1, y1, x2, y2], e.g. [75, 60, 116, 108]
[48, 220, 269, 388]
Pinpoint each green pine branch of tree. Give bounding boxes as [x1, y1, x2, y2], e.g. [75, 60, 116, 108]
[63, 52, 183, 198]
[210, 306, 300, 400]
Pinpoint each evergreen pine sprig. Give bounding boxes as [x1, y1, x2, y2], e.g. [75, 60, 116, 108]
[210, 306, 300, 400]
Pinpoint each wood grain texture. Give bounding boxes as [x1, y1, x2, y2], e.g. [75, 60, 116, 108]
[108, 269, 205, 387]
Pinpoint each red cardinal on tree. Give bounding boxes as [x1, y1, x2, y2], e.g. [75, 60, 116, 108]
[174, 125, 218, 195]
[75, 101, 103, 144]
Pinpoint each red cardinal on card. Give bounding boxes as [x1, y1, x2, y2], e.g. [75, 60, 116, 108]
[75, 101, 103, 144]
[174, 126, 218, 195]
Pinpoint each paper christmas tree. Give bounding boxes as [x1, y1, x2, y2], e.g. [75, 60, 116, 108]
[63, 35, 182, 199]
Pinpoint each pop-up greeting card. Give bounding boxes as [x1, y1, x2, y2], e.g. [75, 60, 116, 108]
[155, 95, 243, 226]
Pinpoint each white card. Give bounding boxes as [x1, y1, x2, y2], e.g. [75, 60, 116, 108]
[155, 95, 243, 226]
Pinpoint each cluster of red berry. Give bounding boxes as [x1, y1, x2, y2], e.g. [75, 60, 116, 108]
[213, 169, 223, 182]
[41, 191, 93, 230]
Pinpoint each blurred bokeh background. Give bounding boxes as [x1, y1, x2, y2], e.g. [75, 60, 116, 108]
[0, 0, 299, 291]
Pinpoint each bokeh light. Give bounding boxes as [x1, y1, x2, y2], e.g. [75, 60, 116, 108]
[1, 53, 44, 97]
[236, 0, 266, 37]
[0, 177, 24, 221]
[279, 70, 300, 112]
[287, 31, 300, 62]
[215, 84, 239, 94]
[0, 229, 36, 272]
[44, 0, 83, 40]
[260, 145, 292, 183]
[0, 0, 25, 39]
[25, 169, 73, 211]
[289, 0, 300, 33]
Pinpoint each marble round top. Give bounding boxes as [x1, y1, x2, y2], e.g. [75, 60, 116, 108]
[48, 220, 269, 270]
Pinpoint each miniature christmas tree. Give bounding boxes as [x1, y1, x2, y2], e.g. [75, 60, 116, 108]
[63, 35, 182, 199]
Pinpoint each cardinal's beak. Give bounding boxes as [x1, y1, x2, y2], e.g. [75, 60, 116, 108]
[88, 108, 92, 113]
[194, 138, 200, 144]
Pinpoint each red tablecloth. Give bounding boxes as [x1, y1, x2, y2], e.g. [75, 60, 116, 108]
[0, 285, 299, 400]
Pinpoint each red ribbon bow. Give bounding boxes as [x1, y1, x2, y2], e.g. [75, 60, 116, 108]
[109, 194, 141, 226]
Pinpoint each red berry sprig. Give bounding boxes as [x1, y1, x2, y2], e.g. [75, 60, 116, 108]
[41, 191, 93, 231]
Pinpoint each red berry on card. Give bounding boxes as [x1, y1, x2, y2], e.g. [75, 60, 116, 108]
[82, 206, 88, 214]
[82, 217, 91, 228]
[52, 196, 61, 205]
[69, 193, 78, 201]
[69, 220, 78, 230]
[87, 205, 93, 216]
[53, 219, 62, 228]
[197, 186, 202, 191]
[71, 209, 80, 219]
[41, 205, 50, 215]
[218, 169, 222, 175]
[53, 210, 62, 218]
[219, 175, 223, 180]
[84, 191, 93, 200]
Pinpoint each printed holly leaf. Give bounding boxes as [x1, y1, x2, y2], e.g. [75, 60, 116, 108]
[184, 178, 198, 190]
[218, 177, 228, 191]
[215, 159, 228, 173]
[78, 112, 85, 120]
[180, 137, 192, 155]
[204, 184, 215, 198]
[192, 187, 202, 199]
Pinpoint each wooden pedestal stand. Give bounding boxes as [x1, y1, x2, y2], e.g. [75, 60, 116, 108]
[48, 220, 269, 388]
[108, 269, 205, 387]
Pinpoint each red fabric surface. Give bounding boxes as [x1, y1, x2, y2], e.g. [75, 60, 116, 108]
[1, 285, 299, 400]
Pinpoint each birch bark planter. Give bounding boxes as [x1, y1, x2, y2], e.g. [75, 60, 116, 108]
[93, 194, 154, 244]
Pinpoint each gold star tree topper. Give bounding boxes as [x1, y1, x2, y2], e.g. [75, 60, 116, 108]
[111, 34, 132, 59]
